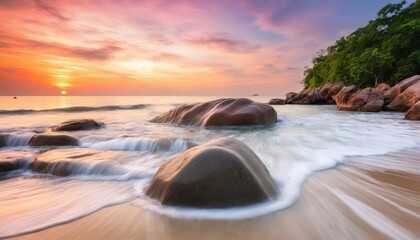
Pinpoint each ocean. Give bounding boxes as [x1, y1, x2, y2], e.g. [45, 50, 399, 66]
[0, 96, 419, 238]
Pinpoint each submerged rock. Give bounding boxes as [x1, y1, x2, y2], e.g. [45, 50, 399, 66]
[51, 119, 104, 131]
[32, 148, 137, 177]
[29, 133, 78, 147]
[145, 137, 278, 208]
[268, 98, 285, 105]
[151, 98, 277, 127]
[405, 101, 420, 120]
[334, 86, 384, 112]
[0, 134, 5, 148]
[0, 152, 34, 174]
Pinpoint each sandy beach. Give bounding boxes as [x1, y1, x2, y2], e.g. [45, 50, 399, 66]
[10, 148, 419, 240]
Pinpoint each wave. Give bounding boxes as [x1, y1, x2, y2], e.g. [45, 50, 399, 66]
[0, 133, 34, 147]
[0, 104, 147, 115]
[80, 136, 191, 154]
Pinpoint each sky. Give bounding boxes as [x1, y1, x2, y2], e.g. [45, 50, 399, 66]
[0, 0, 411, 96]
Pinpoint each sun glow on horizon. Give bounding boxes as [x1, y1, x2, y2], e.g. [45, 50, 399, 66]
[61, 90, 67, 95]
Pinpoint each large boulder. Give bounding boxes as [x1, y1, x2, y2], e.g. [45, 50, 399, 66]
[318, 83, 333, 101]
[384, 79, 420, 112]
[51, 119, 104, 131]
[145, 137, 279, 208]
[29, 133, 78, 147]
[268, 98, 285, 105]
[151, 98, 277, 127]
[395, 75, 420, 92]
[384, 86, 401, 105]
[405, 100, 420, 120]
[334, 86, 384, 112]
[328, 83, 343, 99]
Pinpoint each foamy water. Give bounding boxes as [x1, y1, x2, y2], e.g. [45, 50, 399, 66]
[0, 96, 419, 238]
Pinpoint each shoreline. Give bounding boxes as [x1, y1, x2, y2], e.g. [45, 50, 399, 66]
[10, 147, 420, 240]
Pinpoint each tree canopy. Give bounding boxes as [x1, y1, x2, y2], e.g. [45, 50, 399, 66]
[303, 1, 420, 89]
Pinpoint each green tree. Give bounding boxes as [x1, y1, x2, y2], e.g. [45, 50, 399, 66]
[303, 1, 419, 89]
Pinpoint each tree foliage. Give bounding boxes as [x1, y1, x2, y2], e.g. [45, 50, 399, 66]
[303, 1, 420, 89]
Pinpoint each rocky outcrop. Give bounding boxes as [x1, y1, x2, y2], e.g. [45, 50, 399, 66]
[285, 83, 343, 104]
[384, 77, 420, 112]
[145, 137, 278, 208]
[405, 100, 420, 120]
[29, 133, 78, 147]
[268, 98, 285, 105]
[51, 119, 104, 131]
[375, 83, 391, 92]
[334, 86, 384, 112]
[151, 98, 277, 127]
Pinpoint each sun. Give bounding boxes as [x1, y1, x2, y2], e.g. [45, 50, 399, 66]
[61, 90, 67, 95]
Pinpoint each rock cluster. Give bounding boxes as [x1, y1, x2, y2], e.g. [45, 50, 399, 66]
[270, 75, 419, 120]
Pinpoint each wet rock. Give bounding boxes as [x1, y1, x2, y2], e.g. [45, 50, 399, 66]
[0, 152, 34, 174]
[32, 148, 136, 177]
[29, 133, 78, 147]
[51, 119, 104, 131]
[268, 98, 285, 105]
[151, 98, 277, 127]
[0, 134, 5, 147]
[145, 137, 279, 208]
[405, 100, 420, 120]
[334, 87, 384, 112]
[384, 79, 420, 112]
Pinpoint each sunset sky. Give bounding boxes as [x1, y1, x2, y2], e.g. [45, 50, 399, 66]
[0, 0, 410, 96]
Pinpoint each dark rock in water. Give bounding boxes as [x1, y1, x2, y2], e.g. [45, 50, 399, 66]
[384, 77, 419, 112]
[405, 100, 420, 120]
[0, 152, 34, 174]
[252, 93, 259, 96]
[32, 148, 135, 177]
[268, 98, 285, 105]
[0, 134, 5, 147]
[145, 137, 279, 208]
[29, 133, 78, 147]
[51, 119, 104, 131]
[151, 98, 277, 127]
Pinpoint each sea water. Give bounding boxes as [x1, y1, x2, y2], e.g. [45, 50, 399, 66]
[0, 96, 419, 238]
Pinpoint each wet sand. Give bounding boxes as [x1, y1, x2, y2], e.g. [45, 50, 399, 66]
[10, 149, 420, 240]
